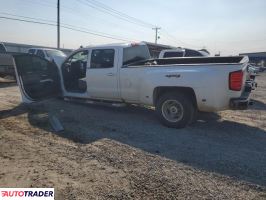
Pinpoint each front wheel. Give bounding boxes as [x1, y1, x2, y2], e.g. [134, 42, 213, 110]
[155, 93, 196, 128]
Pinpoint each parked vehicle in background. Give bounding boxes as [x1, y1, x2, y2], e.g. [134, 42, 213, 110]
[246, 64, 258, 90]
[0, 53, 15, 77]
[28, 48, 66, 66]
[12, 43, 252, 128]
[159, 48, 209, 58]
[248, 64, 261, 74]
[0, 43, 15, 77]
[0, 43, 7, 53]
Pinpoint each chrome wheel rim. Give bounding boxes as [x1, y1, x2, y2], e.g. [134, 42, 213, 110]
[162, 100, 184, 123]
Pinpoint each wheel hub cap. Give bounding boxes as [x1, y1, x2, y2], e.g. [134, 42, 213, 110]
[162, 100, 184, 123]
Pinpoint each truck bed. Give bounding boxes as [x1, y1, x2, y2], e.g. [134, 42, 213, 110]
[127, 56, 247, 67]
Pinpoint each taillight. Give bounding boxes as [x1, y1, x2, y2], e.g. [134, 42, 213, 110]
[229, 70, 244, 91]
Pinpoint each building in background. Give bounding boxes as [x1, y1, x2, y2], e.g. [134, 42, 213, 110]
[239, 52, 266, 67]
[1, 42, 73, 55]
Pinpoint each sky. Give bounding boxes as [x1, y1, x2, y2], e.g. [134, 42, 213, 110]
[0, 0, 265, 55]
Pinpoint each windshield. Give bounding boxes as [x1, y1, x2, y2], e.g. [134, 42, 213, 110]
[45, 50, 66, 57]
[123, 45, 151, 65]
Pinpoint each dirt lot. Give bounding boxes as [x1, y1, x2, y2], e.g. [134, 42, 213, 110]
[0, 73, 266, 199]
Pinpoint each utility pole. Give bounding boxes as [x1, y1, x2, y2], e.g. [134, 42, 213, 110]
[57, 0, 60, 49]
[152, 27, 161, 44]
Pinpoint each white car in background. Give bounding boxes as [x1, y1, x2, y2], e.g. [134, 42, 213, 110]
[28, 48, 67, 66]
[159, 48, 209, 58]
[247, 64, 260, 74]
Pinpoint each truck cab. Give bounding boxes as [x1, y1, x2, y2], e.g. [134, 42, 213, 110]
[14, 43, 151, 102]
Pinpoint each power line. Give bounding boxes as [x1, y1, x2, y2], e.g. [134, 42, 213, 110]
[22, 0, 56, 9]
[76, 0, 204, 48]
[0, 15, 136, 42]
[17, 0, 151, 31]
[0, 16, 56, 26]
[17, 0, 155, 38]
[0, 12, 138, 41]
[60, 4, 152, 38]
[0, 12, 57, 23]
[77, 0, 156, 29]
[7, 0, 154, 43]
[84, 0, 155, 28]
[5, 12, 138, 41]
[6, 0, 208, 48]
[161, 30, 203, 49]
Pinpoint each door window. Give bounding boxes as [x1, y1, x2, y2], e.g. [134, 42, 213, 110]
[16, 56, 55, 78]
[90, 49, 114, 68]
[65, 50, 88, 65]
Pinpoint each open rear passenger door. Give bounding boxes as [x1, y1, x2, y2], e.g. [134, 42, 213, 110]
[13, 54, 61, 103]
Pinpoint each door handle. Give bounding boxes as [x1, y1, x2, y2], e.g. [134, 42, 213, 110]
[106, 73, 115, 76]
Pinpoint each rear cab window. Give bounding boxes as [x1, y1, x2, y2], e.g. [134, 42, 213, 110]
[123, 45, 151, 65]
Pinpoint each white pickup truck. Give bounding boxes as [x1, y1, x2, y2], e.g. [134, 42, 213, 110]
[10, 43, 252, 128]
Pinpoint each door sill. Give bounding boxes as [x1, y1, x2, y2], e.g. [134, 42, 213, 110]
[63, 97, 127, 107]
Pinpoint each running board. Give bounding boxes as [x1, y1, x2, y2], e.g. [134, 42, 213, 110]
[63, 97, 127, 107]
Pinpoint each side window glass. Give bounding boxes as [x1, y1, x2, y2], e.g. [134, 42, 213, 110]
[37, 50, 45, 58]
[32, 57, 48, 72]
[65, 50, 88, 66]
[90, 49, 114, 69]
[15, 55, 49, 74]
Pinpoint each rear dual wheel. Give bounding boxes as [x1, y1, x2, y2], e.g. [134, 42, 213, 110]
[155, 93, 196, 128]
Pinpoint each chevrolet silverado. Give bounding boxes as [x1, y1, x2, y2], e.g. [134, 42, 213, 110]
[10, 43, 252, 128]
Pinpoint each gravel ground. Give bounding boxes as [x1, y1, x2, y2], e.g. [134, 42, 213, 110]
[0, 73, 266, 199]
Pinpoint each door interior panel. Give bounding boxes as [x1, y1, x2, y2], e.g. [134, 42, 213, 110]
[61, 50, 88, 93]
[14, 54, 61, 100]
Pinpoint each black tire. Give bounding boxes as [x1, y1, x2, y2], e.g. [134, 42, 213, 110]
[188, 103, 198, 125]
[155, 92, 196, 128]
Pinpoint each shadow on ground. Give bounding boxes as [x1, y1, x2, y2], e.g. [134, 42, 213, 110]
[3, 99, 266, 187]
[0, 82, 16, 88]
[250, 99, 266, 111]
[0, 104, 27, 119]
